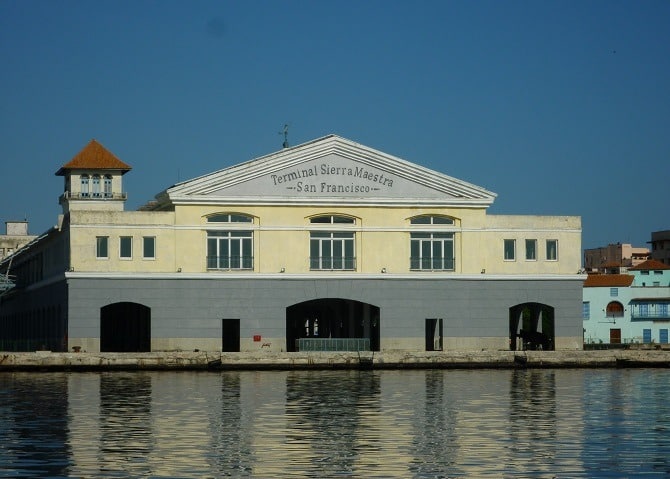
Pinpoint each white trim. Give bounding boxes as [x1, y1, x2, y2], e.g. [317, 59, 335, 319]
[65, 271, 587, 281]
[69, 223, 581, 234]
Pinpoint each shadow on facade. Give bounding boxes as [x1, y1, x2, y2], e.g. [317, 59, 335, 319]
[100, 302, 151, 352]
[286, 298, 380, 352]
[509, 303, 555, 351]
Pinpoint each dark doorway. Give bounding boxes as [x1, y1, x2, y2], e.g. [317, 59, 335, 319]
[509, 303, 555, 351]
[425, 318, 443, 351]
[100, 302, 151, 352]
[222, 318, 240, 352]
[286, 298, 380, 352]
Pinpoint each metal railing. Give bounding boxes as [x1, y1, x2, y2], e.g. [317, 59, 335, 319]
[309, 257, 357, 271]
[297, 338, 370, 352]
[207, 256, 254, 270]
[60, 192, 127, 200]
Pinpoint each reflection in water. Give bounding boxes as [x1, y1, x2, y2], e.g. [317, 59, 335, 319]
[0, 373, 70, 478]
[2, 369, 670, 478]
[283, 371, 380, 477]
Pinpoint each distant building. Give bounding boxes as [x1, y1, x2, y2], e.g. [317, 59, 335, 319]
[0, 136, 584, 353]
[0, 221, 36, 261]
[650, 230, 670, 266]
[583, 259, 670, 345]
[584, 243, 650, 274]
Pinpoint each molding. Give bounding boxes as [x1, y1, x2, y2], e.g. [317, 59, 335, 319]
[65, 271, 587, 282]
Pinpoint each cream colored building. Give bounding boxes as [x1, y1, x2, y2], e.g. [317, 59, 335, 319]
[0, 136, 584, 352]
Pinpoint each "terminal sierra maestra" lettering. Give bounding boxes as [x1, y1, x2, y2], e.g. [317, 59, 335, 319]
[270, 163, 394, 194]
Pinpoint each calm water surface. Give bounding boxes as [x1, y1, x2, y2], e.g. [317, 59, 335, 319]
[1, 368, 669, 478]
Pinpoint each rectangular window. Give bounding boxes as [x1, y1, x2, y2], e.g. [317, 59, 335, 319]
[310, 232, 355, 270]
[610, 287, 618, 297]
[207, 231, 253, 270]
[582, 302, 590, 320]
[525, 239, 537, 261]
[104, 176, 113, 198]
[120, 236, 132, 259]
[92, 175, 101, 198]
[643, 328, 652, 344]
[410, 232, 455, 271]
[546, 239, 558, 261]
[641, 271, 650, 275]
[96, 236, 108, 259]
[660, 329, 668, 344]
[143, 237, 156, 259]
[504, 239, 516, 261]
[660, 303, 669, 318]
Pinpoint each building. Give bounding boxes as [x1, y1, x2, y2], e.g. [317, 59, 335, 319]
[0, 135, 584, 353]
[583, 243, 650, 274]
[0, 221, 36, 261]
[650, 230, 670, 266]
[583, 259, 670, 345]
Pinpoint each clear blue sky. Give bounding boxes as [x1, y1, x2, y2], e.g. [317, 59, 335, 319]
[1, 0, 668, 251]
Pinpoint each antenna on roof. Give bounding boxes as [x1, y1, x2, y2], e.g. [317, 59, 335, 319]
[279, 124, 290, 148]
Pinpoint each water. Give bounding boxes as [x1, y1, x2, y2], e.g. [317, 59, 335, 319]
[1, 368, 669, 478]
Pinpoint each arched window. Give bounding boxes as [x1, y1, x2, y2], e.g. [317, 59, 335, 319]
[206, 213, 254, 270]
[410, 215, 454, 225]
[310, 215, 355, 224]
[409, 215, 455, 271]
[80, 175, 90, 197]
[309, 215, 355, 270]
[207, 213, 253, 223]
[606, 301, 624, 318]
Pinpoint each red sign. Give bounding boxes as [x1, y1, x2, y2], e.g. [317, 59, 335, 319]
[253, 335, 261, 342]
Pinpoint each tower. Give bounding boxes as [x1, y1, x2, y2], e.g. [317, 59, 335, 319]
[55, 139, 132, 214]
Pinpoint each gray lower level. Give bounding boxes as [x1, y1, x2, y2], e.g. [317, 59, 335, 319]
[0, 275, 584, 352]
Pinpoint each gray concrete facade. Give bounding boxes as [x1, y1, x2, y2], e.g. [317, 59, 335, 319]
[66, 276, 584, 352]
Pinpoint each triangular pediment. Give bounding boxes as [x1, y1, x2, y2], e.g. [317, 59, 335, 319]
[161, 135, 496, 207]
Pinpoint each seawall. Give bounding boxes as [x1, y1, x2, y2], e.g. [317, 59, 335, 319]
[1, 350, 669, 371]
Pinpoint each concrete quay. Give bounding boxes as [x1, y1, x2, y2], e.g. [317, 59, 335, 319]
[1, 349, 670, 371]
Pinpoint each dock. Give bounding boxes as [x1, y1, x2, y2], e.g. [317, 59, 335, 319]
[1, 349, 670, 371]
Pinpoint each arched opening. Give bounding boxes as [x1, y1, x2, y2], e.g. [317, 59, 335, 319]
[509, 303, 555, 351]
[286, 298, 380, 352]
[100, 302, 151, 352]
[605, 301, 624, 318]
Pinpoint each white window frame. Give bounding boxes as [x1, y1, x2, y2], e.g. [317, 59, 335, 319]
[504, 239, 516, 261]
[546, 239, 558, 261]
[410, 232, 455, 271]
[81, 175, 90, 198]
[310, 231, 355, 270]
[207, 231, 253, 270]
[143, 236, 156, 260]
[525, 239, 537, 261]
[119, 236, 132, 260]
[96, 236, 109, 259]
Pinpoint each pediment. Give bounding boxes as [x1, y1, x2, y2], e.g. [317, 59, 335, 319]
[163, 135, 496, 207]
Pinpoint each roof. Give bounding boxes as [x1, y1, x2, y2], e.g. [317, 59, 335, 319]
[584, 274, 634, 287]
[157, 134, 498, 208]
[55, 139, 132, 176]
[629, 259, 670, 271]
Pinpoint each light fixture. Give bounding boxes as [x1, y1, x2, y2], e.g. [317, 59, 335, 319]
[177, 267, 182, 273]
[481, 269, 486, 274]
[381, 267, 387, 273]
[280, 267, 285, 273]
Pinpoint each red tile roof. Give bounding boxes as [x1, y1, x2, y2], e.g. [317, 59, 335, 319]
[584, 274, 634, 287]
[629, 259, 670, 271]
[55, 139, 132, 176]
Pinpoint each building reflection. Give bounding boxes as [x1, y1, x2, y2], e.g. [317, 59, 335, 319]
[98, 373, 155, 476]
[208, 371, 255, 476]
[279, 370, 381, 477]
[0, 373, 71, 478]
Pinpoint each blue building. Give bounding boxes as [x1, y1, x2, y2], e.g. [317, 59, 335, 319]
[583, 260, 670, 345]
